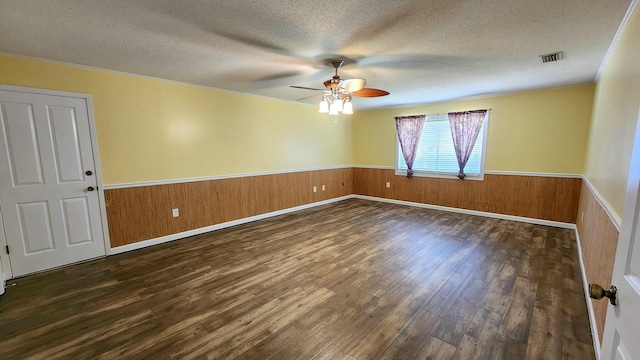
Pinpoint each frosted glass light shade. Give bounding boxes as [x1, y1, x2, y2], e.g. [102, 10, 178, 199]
[329, 103, 339, 115]
[319, 99, 329, 113]
[342, 101, 353, 114]
[334, 98, 344, 112]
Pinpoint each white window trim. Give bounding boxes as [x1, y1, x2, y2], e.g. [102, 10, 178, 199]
[394, 113, 489, 181]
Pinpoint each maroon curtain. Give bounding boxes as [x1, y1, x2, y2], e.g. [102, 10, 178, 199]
[448, 110, 487, 179]
[395, 115, 426, 178]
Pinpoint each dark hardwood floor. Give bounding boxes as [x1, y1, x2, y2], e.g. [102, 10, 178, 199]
[0, 199, 595, 359]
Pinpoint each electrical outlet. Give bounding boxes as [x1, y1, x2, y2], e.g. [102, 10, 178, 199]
[322, 185, 325, 191]
[313, 186, 317, 193]
[172, 208, 179, 217]
[386, 181, 390, 188]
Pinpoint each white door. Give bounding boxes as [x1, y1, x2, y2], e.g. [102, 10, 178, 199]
[601, 110, 640, 360]
[0, 89, 105, 277]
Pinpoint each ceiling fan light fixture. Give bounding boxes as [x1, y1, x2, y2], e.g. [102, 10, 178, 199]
[329, 102, 340, 115]
[343, 101, 353, 114]
[319, 98, 329, 113]
[334, 97, 344, 112]
[294, 58, 389, 117]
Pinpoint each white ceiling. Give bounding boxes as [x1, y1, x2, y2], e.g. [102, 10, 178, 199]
[0, 0, 633, 110]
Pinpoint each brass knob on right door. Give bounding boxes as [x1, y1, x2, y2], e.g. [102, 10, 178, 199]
[588, 283, 617, 305]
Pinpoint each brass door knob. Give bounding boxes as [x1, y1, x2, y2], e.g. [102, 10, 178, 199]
[588, 283, 617, 305]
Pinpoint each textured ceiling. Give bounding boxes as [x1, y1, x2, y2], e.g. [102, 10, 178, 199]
[0, 0, 633, 110]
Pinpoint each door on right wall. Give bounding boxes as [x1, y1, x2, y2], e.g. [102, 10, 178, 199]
[600, 111, 640, 359]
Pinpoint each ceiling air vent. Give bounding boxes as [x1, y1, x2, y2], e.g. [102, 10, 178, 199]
[539, 51, 564, 63]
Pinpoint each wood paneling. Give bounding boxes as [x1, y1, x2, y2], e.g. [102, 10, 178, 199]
[353, 168, 581, 223]
[0, 199, 594, 359]
[104, 168, 353, 247]
[575, 181, 619, 343]
[106, 168, 582, 248]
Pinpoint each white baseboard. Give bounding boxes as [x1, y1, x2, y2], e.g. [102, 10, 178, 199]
[110, 195, 353, 254]
[112, 194, 577, 255]
[573, 228, 601, 360]
[352, 195, 576, 229]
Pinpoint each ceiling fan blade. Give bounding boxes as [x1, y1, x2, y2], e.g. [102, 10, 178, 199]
[255, 71, 303, 82]
[341, 78, 366, 93]
[290, 85, 325, 91]
[352, 88, 390, 97]
[296, 94, 323, 101]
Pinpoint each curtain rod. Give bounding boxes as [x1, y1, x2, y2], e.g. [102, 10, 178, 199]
[425, 108, 493, 117]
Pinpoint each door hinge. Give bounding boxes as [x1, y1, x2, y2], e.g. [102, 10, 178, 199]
[5, 245, 8, 254]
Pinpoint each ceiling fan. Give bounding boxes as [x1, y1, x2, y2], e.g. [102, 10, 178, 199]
[290, 59, 390, 115]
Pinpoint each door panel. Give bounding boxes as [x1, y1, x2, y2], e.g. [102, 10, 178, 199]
[1, 102, 44, 186]
[629, 193, 640, 291]
[613, 332, 632, 360]
[61, 197, 93, 245]
[17, 201, 55, 253]
[48, 105, 84, 183]
[0, 89, 105, 276]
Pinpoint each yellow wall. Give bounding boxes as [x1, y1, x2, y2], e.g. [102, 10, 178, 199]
[0, 55, 353, 185]
[584, 5, 640, 217]
[353, 85, 595, 174]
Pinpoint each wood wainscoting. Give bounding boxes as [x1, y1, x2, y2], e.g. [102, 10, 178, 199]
[104, 168, 353, 247]
[353, 168, 581, 223]
[106, 168, 583, 248]
[575, 181, 619, 343]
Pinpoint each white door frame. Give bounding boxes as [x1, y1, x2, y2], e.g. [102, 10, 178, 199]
[0, 84, 111, 280]
[0, 207, 8, 288]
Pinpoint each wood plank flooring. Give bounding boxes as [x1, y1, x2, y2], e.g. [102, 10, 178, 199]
[0, 199, 595, 359]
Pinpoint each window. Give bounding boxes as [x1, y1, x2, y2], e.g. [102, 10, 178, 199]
[396, 114, 488, 179]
